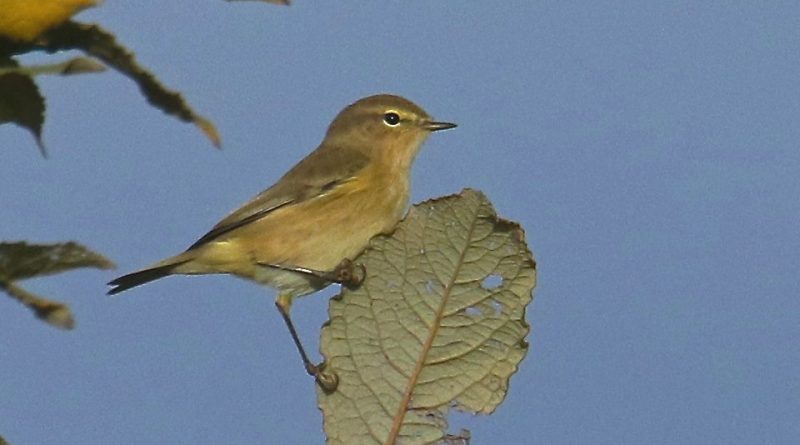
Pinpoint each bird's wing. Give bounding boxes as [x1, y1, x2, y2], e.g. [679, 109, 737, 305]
[187, 146, 370, 250]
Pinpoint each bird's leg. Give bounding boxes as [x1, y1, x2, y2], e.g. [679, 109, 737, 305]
[275, 295, 339, 393]
[262, 259, 365, 393]
[265, 258, 366, 288]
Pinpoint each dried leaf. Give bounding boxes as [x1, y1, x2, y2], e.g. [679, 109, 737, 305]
[318, 189, 537, 445]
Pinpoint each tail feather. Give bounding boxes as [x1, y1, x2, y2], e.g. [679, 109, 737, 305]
[108, 263, 177, 295]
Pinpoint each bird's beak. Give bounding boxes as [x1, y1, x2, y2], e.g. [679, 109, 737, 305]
[424, 120, 458, 132]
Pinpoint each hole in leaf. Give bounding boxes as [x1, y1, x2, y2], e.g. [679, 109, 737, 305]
[425, 279, 435, 294]
[489, 299, 503, 314]
[443, 429, 471, 445]
[464, 306, 481, 317]
[481, 274, 503, 290]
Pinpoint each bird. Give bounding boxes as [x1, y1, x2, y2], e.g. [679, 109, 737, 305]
[108, 94, 456, 391]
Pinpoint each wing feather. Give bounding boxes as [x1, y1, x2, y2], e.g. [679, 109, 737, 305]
[187, 145, 370, 250]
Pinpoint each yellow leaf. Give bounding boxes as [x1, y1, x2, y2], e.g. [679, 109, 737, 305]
[0, 0, 100, 42]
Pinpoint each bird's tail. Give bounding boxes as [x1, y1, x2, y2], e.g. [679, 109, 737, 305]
[107, 255, 192, 295]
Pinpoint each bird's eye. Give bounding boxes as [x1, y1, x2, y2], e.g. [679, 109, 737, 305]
[383, 112, 401, 126]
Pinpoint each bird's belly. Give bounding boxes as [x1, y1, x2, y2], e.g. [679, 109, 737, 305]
[252, 265, 326, 300]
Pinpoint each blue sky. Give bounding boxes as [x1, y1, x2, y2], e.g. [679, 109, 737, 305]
[2, 2, 798, 444]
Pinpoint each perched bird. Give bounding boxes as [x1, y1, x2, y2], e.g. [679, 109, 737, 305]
[108, 94, 456, 391]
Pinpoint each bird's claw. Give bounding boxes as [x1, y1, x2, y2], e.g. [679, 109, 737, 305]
[332, 258, 365, 288]
[307, 361, 339, 393]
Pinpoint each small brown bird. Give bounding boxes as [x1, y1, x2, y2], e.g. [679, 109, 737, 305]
[108, 94, 456, 390]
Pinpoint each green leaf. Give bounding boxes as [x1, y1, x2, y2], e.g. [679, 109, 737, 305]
[0, 55, 104, 157]
[0, 241, 115, 280]
[0, 57, 45, 156]
[0, 241, 115, 330]
[1, 21, 221, 149]
[318, 189, 537, 445]
[40, 21, 221, 147]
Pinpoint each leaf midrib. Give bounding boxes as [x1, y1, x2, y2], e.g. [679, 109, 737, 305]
[384, 201, 480, 445]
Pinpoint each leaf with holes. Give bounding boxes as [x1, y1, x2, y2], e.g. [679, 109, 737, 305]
[318, 189, 537, 445]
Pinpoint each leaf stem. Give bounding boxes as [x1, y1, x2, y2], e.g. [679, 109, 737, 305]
[0, 57, 105, 77]
[0, 279, 75, 329]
